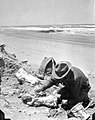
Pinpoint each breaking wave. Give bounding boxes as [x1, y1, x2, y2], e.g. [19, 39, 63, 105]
[0, 24, 95, 36]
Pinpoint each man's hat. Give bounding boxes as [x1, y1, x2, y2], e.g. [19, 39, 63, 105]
[0, 44, 6, 48]
[39, 57, 56, 74]
[52, 61, 72, 79]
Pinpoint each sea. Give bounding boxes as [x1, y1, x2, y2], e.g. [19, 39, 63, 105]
[0, 24, 95, 45]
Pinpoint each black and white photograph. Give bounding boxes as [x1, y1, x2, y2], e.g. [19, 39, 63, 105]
[0, 0, 95, 120]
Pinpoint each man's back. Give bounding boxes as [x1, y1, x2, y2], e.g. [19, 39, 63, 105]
[71, 67, 88, 80]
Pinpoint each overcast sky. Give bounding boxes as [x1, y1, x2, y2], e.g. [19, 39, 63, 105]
[0, 0, 95, 26]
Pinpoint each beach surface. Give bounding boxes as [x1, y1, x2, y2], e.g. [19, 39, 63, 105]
[0, 28, 95, 120]
[0, 28, 95, 86]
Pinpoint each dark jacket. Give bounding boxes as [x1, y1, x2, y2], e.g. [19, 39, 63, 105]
[36, 67, 91, 99]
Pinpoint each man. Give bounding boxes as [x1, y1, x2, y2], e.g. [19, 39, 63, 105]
[35, 61, 91, 110]
[35, 57, 56, 79]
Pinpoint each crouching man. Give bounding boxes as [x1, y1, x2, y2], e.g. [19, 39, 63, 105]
[35, 61, 91, 110]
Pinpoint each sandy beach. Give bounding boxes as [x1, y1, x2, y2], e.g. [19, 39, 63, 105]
[0, 0, 95, 119]
[0, 28, 95, 120]
[0, 28, 95, 86]
[0, 29, 95, 69]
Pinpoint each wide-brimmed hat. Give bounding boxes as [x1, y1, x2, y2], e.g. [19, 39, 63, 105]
[52, 61, 72, 79]
[0, 44, 5, 47]
[39, 57, 56, 74]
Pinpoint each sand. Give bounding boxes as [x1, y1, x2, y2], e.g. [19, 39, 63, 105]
[0, 28, 95, 120]
[0, 29, 95, 87]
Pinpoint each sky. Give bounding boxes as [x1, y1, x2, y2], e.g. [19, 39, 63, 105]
[0, 0, 95, 26]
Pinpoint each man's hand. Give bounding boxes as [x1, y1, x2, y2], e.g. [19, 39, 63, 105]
[62, 100, 68, 105]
